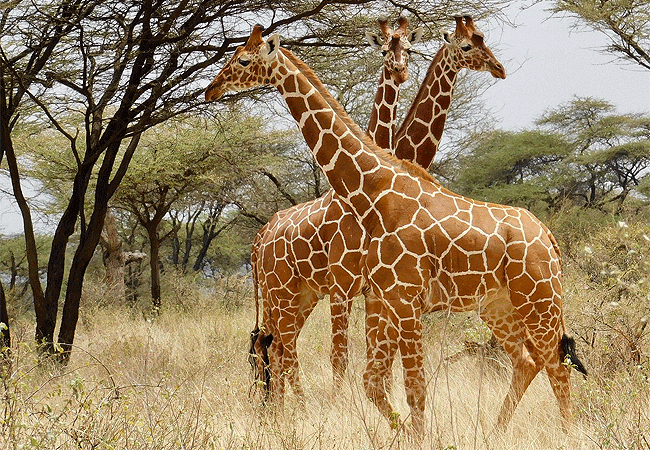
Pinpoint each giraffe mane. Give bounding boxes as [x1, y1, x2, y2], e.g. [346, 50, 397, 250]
[279, 47, 438, 185]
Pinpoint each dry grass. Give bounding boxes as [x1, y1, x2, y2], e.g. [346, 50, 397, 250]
[1, 271, 649, 449]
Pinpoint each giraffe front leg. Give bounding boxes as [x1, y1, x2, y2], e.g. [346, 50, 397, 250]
[363, 301, 401, 430]
[365, 291, 397, 395]
[393, 301, 426, 440]
[329, 289, 353, 390]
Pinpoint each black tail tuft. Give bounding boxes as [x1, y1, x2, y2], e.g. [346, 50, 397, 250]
[560, 334, 588, 376]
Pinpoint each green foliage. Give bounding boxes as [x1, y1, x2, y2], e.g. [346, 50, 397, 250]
[452, 129, 569, 212]
[0, 234, 52, 316]
[453, 97, 650, 215]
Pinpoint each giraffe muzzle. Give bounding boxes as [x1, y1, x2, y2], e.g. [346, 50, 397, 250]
[205, 82, 225, 102]
[490, 62, 506, 79]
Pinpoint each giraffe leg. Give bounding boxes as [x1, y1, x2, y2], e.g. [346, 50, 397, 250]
[394, 301, 426, 439]
[480, 300, 543, 432]
[546, 358, 572, 432]
[365, 291, 397, 395]
[363, 300, 400, 429]
[366, 296, 426, 438]
[280, 289, 320, 405]
[279, 334, 304, 405]
[505, 238, 577, 430]
[329, 289, 353, 389]
[266, 329, 286, 408]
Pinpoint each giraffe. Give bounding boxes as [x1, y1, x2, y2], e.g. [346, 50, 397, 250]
[364, 16, 506, 378]
[365, 16, 423, 150]
[205, 25, 586, 437]
[247, 16, 422, 403]
[393, 15, 504, 169]
[248, 15, 505, 404]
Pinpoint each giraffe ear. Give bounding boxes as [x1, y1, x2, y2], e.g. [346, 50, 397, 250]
[365, 31, 383, 49]
[262, 33, 280, 60]
[441, 30, 454, 46]
[408, 27, 424, 45]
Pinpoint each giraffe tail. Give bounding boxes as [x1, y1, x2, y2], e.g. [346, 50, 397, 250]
[560, 334, 588, 376]
[548, 227, 587, 376]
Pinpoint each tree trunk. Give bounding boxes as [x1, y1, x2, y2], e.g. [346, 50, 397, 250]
[0, 281, 10, 355]
[1, 88, 50, 350]
[170, 218, 181, 266]
[146, 224, 162, 311]
[57, 197, 108, 362]
[192, 221, 222, 272]
[9, 251, 17, 290]
[192, 203, 228, 272]
[57, 135, 138, 363]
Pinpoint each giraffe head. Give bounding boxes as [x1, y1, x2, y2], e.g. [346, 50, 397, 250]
[205, 24, 280, 101]
[248, 326, 273, 401]
[365, 17, 423, 85]
[441, 15, 506, 79]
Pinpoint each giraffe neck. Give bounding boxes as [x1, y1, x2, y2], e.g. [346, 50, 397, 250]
[393, 46, 458, 169]
[366, 66, 400, 151]
[274, 49, 430, 221]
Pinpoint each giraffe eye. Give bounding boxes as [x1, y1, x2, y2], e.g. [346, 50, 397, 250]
[382, 50, 387, 56]
[239, 58, 251, 67]
[461, 44, 472, 52]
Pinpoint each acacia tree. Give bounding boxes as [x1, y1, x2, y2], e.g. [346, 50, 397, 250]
[537, 97, 650, 210]
[170, 195, 236, 273]
[454, 97, 650, 213]
[550, 0, 650, 70]
[1, 0, 513, 362]
[114, 113, 292, 307]
[451, 129, 569, 210]
[1, 1, 98, 357]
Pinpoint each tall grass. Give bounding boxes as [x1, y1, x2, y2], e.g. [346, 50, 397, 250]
[1, 256, 649, 449]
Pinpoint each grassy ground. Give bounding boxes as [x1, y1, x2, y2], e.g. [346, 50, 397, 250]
[5, 214, 650, 450]
[2, 266, 648, 450]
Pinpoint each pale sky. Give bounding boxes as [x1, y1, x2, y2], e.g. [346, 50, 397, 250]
[481, 2, 650, 130]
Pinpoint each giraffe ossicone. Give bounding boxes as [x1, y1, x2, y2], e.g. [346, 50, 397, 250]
[205, 23, 585, 438]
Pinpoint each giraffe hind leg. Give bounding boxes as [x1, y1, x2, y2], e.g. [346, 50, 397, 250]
[480, 301, 543, 432]
[277, 289, 318, 405]
[545, 334, 587, 432]
[546, 358, 573, 432]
